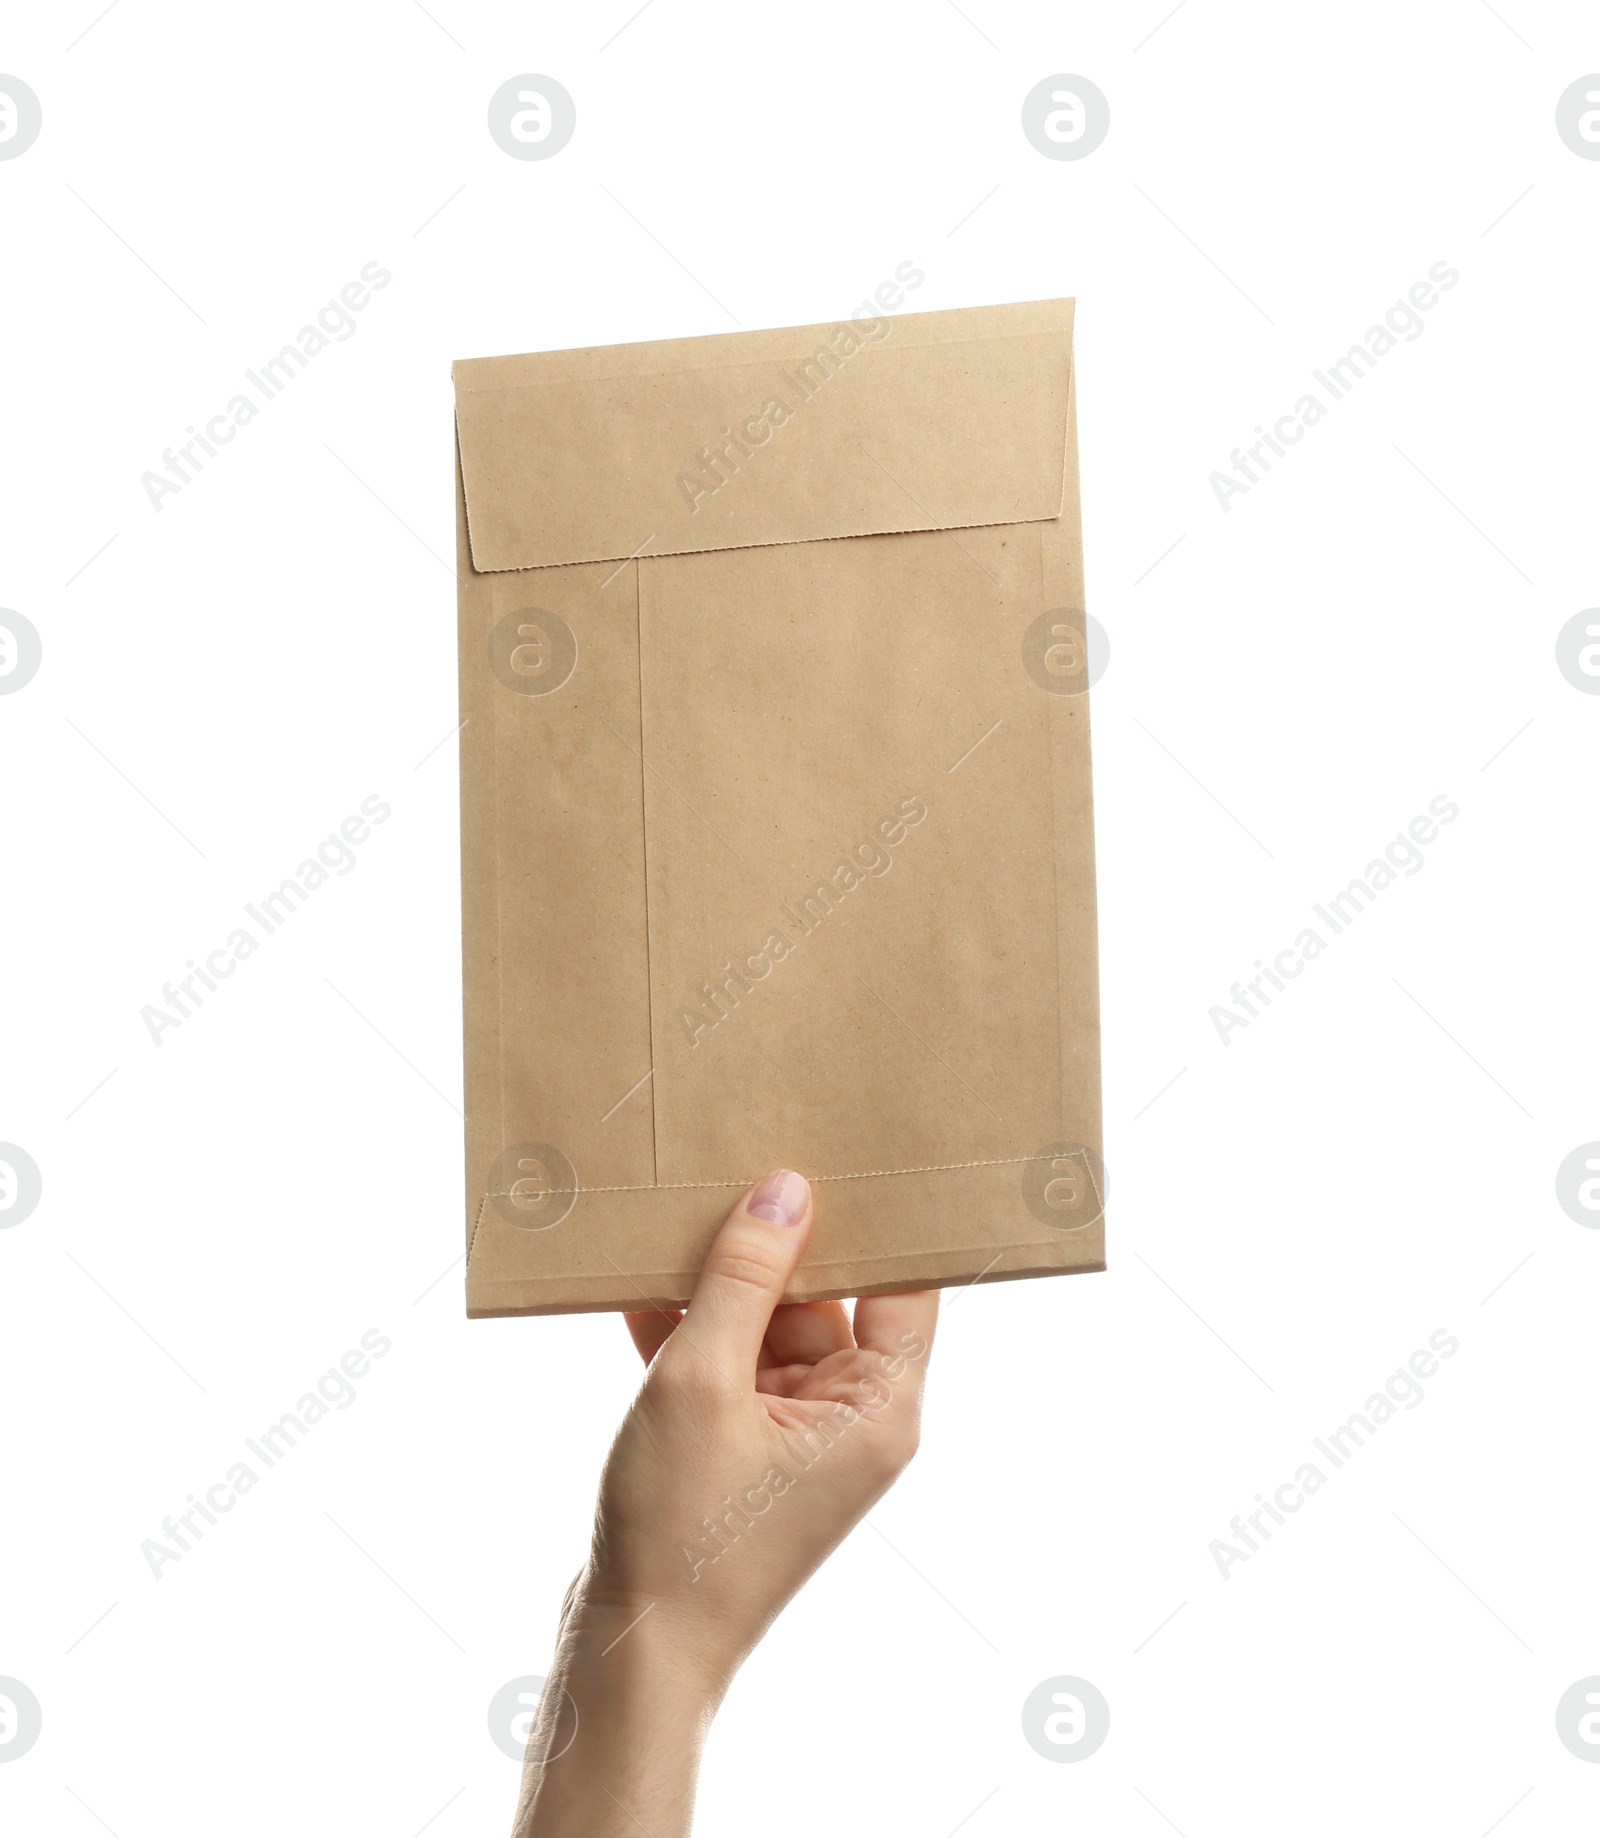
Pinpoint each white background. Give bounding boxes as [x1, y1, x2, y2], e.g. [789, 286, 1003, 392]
[3, 2, 1598, 1832]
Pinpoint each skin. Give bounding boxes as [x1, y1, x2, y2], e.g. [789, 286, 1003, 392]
[510, 1170, 938, 1837]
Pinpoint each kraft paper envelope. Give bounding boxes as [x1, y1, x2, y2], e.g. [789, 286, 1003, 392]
[453, 297, 1103, 1318]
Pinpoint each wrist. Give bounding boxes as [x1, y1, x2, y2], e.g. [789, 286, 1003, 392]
[558, 1579, 734, 1717]
[512, 1585, 726, 1838]
[568, 1559, 747, 1703]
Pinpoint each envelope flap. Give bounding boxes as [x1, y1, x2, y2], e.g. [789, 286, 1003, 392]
[452, 298, 1074, 573]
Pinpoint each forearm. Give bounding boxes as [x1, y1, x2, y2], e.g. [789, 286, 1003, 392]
[510, 1591, 724, 1838]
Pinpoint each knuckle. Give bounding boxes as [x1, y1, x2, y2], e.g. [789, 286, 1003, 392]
[840, 1350, 896, 1412]
[704, 1233, 786, 1295]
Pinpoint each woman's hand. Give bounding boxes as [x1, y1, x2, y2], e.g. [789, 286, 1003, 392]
[512, 1170, 938, 1837]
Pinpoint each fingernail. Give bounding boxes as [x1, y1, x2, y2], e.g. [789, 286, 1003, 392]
[745, 1169, 808, 1227]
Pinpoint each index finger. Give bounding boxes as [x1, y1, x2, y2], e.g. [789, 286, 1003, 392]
[852, 1289, 939, 1396]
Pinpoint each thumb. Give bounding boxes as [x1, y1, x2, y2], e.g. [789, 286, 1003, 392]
[680, 1170, 812, 1377]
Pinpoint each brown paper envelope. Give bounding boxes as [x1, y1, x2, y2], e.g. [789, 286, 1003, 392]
[453, 298, 1103, 1317]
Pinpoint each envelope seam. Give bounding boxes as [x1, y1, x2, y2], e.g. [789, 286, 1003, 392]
[1044, 518, 1067, 1138]
[465, 514, 1062, 577]
[635, 557, 659, 1184]
[468, 1249, 1104, 1290]
[452, 322, 1070, 395]
[476, 1154, 1040, 1200]
[466, 1189, 489, 1268]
